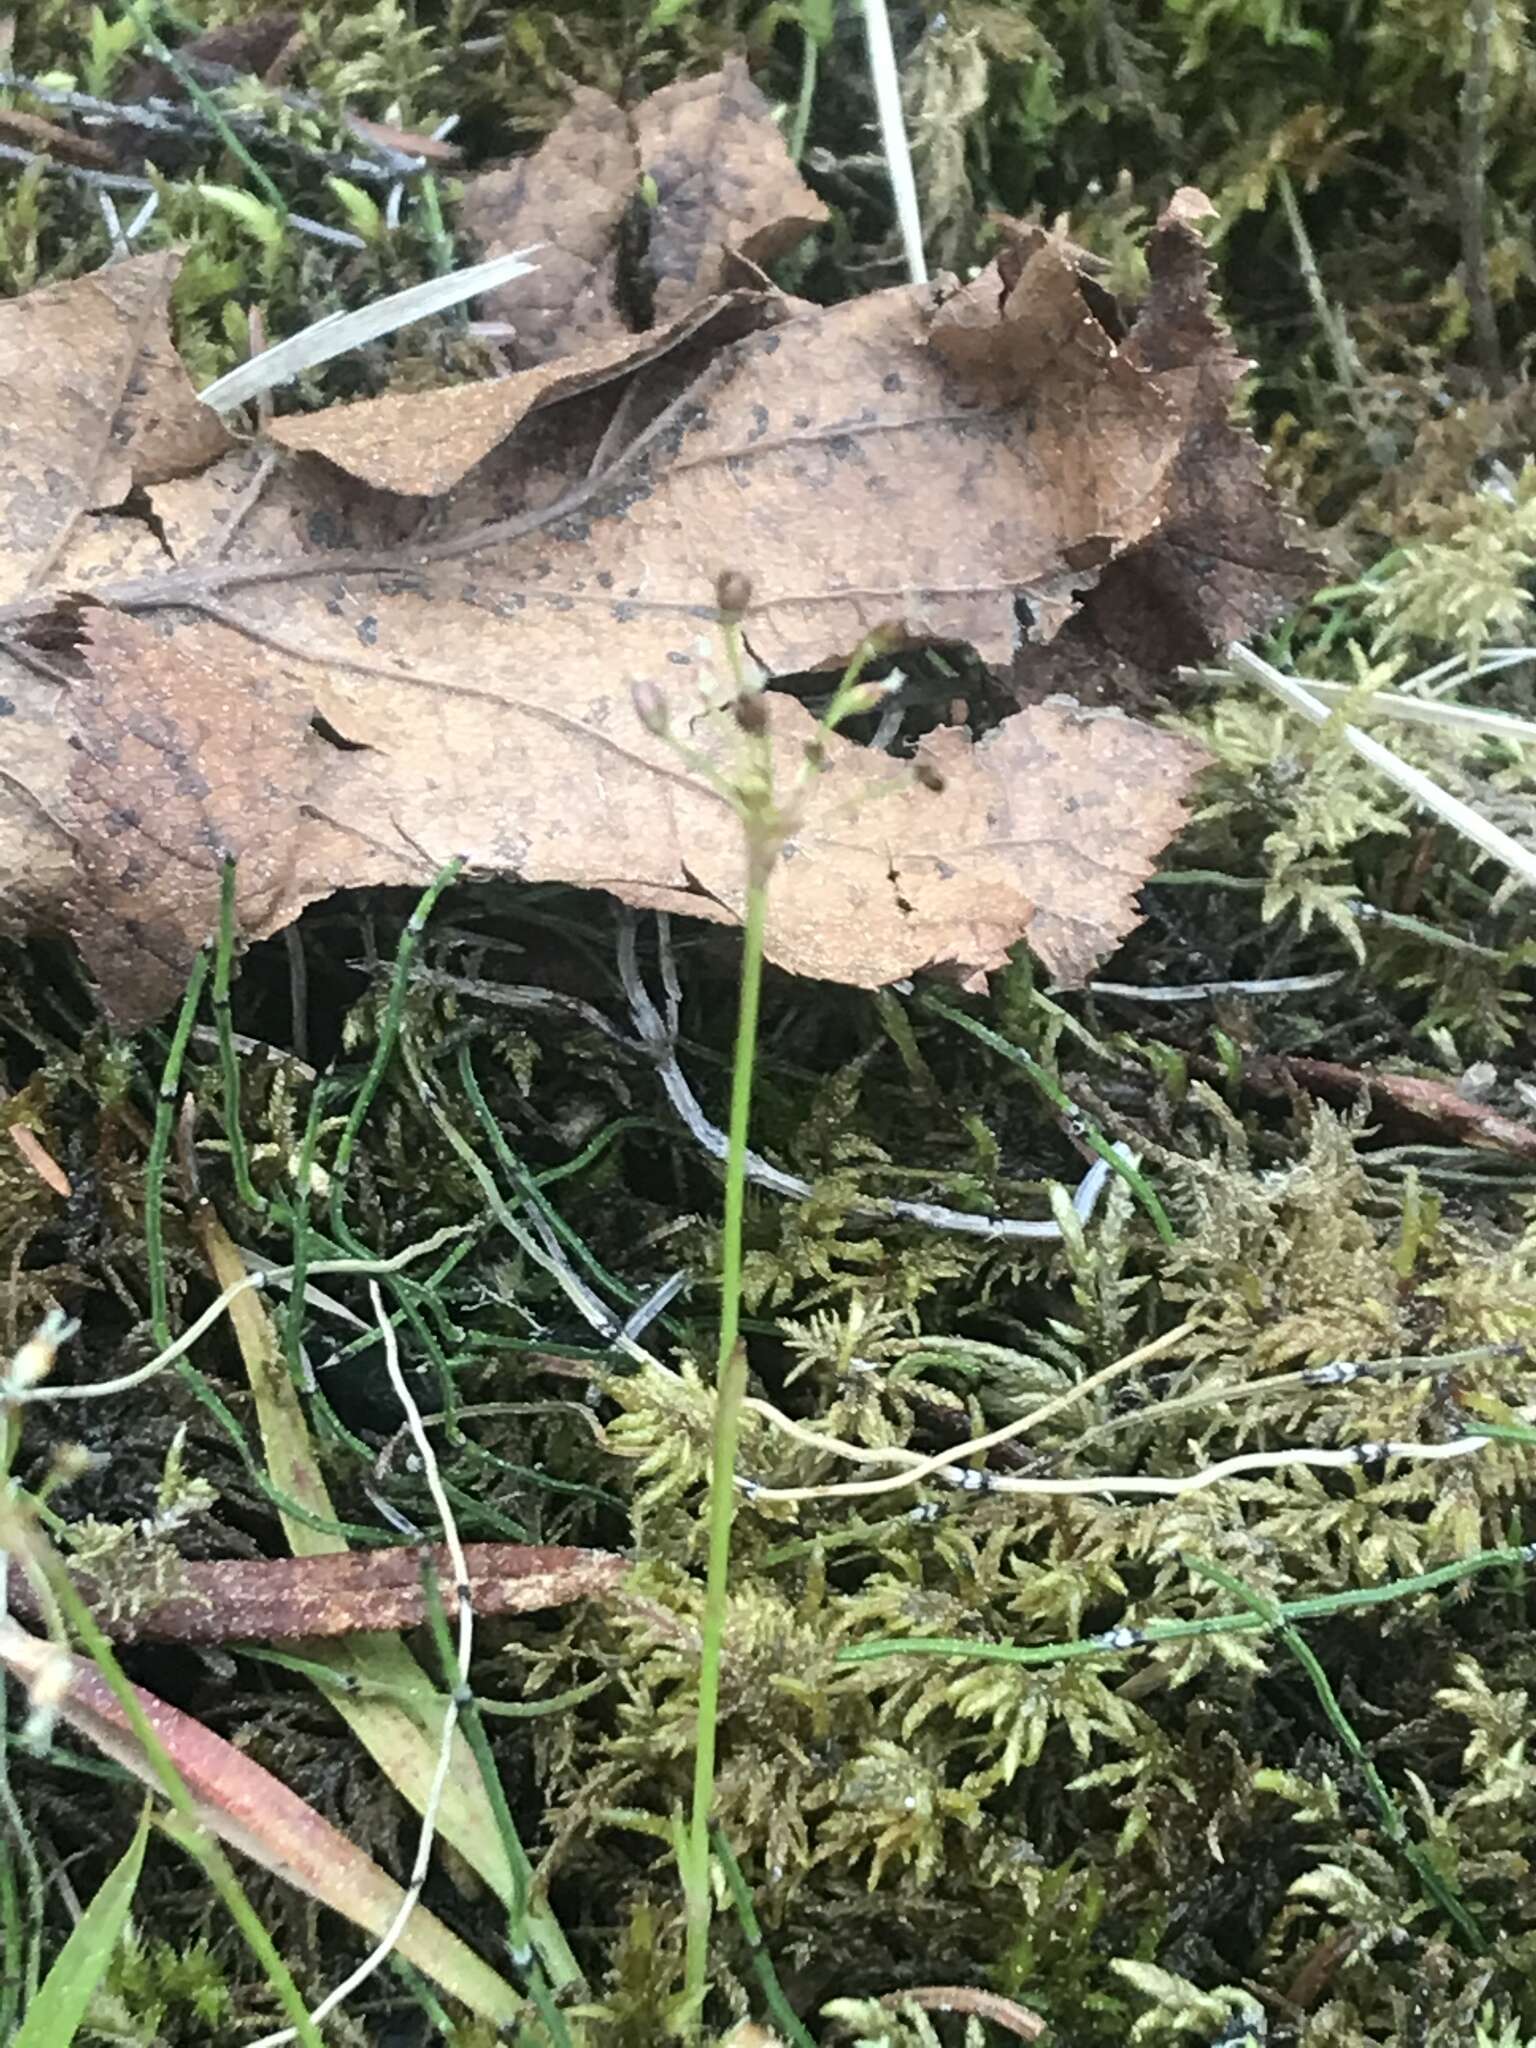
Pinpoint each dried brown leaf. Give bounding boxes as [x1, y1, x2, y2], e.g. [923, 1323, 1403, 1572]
[459, 86, 637, 365]
[52, 1543, 629, 1644]
[0, 251, 231, 603]
[459, 59, 826, 365]
[632, 56, 830, 321]
[118, 11, 303, 105]
[1008, 191, 1319, 710]
[266, 288, 784, 495]
[0, 201, 1309, 1024]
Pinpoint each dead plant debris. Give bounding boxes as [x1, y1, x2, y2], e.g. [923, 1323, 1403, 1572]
[0, 195, 1306, 1028]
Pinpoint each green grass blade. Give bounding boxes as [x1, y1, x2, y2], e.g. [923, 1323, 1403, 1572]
[13, 1802, 150, 2048]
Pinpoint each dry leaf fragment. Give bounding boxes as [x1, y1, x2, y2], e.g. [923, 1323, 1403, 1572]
[1009, 191, 1318, 708]
[459, 87, 637, 365]
[1245, 1053, 1536, 1160]
[1, 205, 1302, 1023]
[45, 1543, 629, 1644]
[117, 11, 303, 106]
[0, 106, 118, 168]
[631, 57, 830, 321]
[0, 251, 230, 604]
[267, 287, 786, 495]
[882, 1987, 1047, 2040]
[458, 60, 827, 367]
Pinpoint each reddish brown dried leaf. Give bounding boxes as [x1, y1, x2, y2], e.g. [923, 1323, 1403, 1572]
[0, 107, 117, 167]
[346, 112, 462, 164]
[0, 1620, 523, 2024]
[884, 1988, 1047, 2040]
[62, 1543, 629, 1644]
[117, 12, 302, 103]
[884, 1990, 1056, 2039]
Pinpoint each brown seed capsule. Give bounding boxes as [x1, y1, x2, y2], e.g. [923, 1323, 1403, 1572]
[733, 689, 768, 734]
[716, 568, 753, 618]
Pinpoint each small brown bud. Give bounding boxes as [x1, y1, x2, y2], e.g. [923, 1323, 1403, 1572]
[914, 758, 946, 792]
[631, 677, 669, 736]
[716, 568, 753, 618]
[733, 689, 768, 734]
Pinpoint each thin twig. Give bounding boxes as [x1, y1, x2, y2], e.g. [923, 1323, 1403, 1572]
[0, 1231, 471, 1405]
[742, 1322, 1196, 1495]
[618, 915, 1122, 1243]
[745, 1424, 1493, 1507]
[1086, 973, 1343, 1004]
[1229, 643, 1536, 891]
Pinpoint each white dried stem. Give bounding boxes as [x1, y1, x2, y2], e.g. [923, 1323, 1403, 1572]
[1228, 643, 1536, 892]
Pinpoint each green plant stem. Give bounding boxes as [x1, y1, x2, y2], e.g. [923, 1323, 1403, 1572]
[1275, 165, 1368, 434]
[212, 853, 267, 1215]
[713, 1827, 816, 2048]
[329, 859, 462, 1243]
[788, 24, 819, 162]
[418, 1574, 581, 2024]
[125, 0, 290, 218]
[679, 854, 769, 2033]
[1458, 0, 1503, 394]
[1186, 1555, 1485, 1950]
[918, 990, 1176, 1243]
[836, 1540, 1535, 1667]
[146, 944, 212, 1351]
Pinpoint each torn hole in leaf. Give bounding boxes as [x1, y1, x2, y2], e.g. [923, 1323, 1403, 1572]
[765, 643, 1016, 755]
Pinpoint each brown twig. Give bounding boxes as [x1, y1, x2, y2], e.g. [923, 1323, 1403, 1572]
[881, 1987, 1047, 2040]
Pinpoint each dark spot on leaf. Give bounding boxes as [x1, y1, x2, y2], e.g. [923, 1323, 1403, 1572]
[882, 372, 904, 393]
[309, 713, 371, 753]
[667, 651, 691, 665]
[356, 615, 379, 647]
[0, 696, 12, 717]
